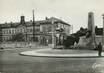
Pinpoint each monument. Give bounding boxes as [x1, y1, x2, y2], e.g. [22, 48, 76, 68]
[86, 12, 96, 49]
[78, 12, 97, 49]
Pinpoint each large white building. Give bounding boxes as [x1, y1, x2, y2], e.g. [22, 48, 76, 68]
[0, 16, 71, 47]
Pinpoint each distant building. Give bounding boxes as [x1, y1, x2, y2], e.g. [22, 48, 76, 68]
[0, 16, 71, 47]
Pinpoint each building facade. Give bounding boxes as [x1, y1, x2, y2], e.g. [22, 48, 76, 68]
[0, 16, 71, 47]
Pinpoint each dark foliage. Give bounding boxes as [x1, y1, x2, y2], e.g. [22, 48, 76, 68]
[63, 36, 75, 48]
[11, 33, 25, 42]
[76, 27, 87, 37]
[63, 35, 80, 48]
[95, 26, 103, 35]
[72, 26, 103, 38]
[75, 36, 80, 44]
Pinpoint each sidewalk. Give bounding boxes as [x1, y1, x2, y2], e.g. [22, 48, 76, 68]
[0, 45, 50, 52]
[20, 49, 104, 58]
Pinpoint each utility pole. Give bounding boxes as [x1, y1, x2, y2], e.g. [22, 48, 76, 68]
[32, 10, 35, 42]
[102, 14, 104, 50]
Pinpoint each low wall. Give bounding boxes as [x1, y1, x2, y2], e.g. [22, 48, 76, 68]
[0, 42, 40, 48]
[0, 42, 52, 49]
[78, 35, 103, 50]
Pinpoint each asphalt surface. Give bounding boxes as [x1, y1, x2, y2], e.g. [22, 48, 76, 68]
[0, 47, 104, 73]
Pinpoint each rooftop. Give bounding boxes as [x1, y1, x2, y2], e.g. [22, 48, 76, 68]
[0, 17, 70, 28]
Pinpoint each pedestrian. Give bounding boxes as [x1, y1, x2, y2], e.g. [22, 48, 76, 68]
[98, 42, 102, 57]
[29, 42, 32, 48]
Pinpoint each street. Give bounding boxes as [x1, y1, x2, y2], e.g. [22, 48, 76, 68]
[0, 48, 104, 73]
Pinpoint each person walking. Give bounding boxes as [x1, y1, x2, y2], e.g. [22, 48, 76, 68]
[98, 42, 102, 56]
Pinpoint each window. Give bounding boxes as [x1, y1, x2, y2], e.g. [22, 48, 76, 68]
[30, 28, 33, 32]
[20, 29, 22, 32]
[48, 36, 52, 44]
[26, 29, 29, 33]
[9, 30, 11, 34]
[47, 25, 52, 32]
[3, 37, 5, 41]
[3, 30, 5, 34]
[42, 25, 47, 32]
[35, 36, 39, 42]
[35, 27, 40, 32]
[12, 29, 14, 34]
[6, 30, 8, 34]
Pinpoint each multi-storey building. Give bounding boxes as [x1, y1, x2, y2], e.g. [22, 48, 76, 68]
[0, 16, 71, 47]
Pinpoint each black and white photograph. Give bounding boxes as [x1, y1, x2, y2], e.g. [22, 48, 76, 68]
[0, 0, 104, 73]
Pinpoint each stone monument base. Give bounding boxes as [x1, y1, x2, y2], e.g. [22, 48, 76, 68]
[78, 36, 100, 50]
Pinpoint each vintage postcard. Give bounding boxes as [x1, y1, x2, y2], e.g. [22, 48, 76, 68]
[0, 0, 104, 73]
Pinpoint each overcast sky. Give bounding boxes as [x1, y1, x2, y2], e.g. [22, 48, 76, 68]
[0, 0, 104, 33]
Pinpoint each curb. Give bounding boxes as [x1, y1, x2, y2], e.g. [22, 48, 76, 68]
[19, 49, 104, 58]
[19, 53, 104, 58]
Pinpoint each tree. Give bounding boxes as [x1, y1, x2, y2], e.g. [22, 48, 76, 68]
[76, 27, 87, 37]
[63, 36, 76, 48]
[95, 26, 103, 35]
[75, 36, 80, 44]
[11, 33, 25, 42]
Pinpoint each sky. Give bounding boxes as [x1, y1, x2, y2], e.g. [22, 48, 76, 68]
[0, 0, 104, 33]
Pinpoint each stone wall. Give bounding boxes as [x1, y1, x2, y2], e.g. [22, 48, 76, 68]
[78, 35, 103, 50]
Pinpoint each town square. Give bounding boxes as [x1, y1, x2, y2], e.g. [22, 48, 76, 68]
[0, 0, 104, 73]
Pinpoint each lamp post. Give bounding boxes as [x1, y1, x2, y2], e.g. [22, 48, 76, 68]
[52, 21, 56, 48]
[32, 10, 35, 42]
[102, 14, 104, 50]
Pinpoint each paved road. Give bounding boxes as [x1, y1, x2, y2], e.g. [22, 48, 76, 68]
[0, 48, 104, 73]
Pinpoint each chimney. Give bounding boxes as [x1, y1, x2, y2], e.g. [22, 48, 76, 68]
[20, 16, 25, 24]
[45, 17, 48, 20]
